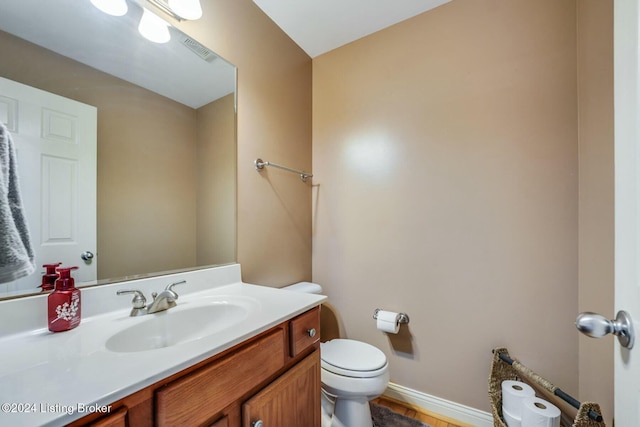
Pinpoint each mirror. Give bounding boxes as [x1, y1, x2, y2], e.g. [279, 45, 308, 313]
[0, 0, 237, 299]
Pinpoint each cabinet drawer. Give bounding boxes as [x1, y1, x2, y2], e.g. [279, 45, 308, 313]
[156, 329, 285, 427]
[289, 307, 320, 357]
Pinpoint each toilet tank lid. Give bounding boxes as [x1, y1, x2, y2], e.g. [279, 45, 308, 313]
[282, 282, 323, 294]
[321, 339, 387, 372]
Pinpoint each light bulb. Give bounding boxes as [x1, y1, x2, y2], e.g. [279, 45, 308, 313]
[168, 0, 203, 20]
[138, 8, 171, 44]
[90, 0, 128, 17]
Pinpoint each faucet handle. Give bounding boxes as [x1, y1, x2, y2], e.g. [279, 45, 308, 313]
[166, 280, 186, 295]
[117, 289, 147, 316]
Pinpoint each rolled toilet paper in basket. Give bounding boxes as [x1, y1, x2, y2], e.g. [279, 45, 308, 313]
[502, 408, 522, 427]
[502, 380, 535, 419]
[520, 397, 560, 427]
[376, 310, 400, 333]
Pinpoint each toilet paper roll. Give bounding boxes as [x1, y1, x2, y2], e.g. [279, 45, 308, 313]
[502, 408, 522, 427]
[501, 380, 535, 418]
[376, 310, 400, 334]
[520, 397, 560, 427]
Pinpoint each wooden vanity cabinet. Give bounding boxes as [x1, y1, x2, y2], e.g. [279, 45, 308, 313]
[70, 307, 321, 427]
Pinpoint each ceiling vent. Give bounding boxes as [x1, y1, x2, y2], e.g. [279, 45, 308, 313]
[181, 36, 217, 62]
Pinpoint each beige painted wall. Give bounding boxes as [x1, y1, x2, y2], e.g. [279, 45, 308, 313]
[313, 0, 580, 413]
[197, 93, 237, 266]
[96, 83, 198, 279]
[577, 0, 614, 423]
[175, 0, 313, 286]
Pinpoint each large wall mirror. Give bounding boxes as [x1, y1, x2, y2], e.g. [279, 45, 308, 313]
[0, 0, 237, 299]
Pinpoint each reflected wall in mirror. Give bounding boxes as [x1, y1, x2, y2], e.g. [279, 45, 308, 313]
[0, 0, 237, 299]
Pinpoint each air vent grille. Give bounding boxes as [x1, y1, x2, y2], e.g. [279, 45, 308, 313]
[182, 37, 217, 62]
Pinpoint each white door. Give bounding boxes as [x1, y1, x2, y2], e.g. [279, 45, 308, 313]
[0, 76, 97, 294]
[614, 0, 640, 423]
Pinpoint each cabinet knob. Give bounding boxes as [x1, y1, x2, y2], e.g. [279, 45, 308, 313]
[252, 420, 263, 427]
[307, 328, 316, 338]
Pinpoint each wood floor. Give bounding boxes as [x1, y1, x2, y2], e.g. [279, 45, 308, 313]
[372, 396, 470, 427]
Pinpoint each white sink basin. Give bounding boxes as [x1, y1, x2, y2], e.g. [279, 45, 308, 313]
[105, 296, 259, 353]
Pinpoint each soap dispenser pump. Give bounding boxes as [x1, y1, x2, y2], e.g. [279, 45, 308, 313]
[39, 262, 62, 292]
[48, 266, 81, 332]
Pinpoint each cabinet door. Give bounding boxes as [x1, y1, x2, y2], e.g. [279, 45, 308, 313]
[209, 415, 228, 427]
[87, 407, 127, 427]
[242, 350, 320, 427]
[156, 330, 285, 427]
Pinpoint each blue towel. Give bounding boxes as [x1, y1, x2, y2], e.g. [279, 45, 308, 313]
[0, 123, 35, 283]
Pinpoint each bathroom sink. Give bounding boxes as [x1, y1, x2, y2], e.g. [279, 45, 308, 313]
[105, 297, 258, 353]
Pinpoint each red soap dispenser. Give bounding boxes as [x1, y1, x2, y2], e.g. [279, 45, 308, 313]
[48, 266, 81, 332]
[39, 262, 61, 292]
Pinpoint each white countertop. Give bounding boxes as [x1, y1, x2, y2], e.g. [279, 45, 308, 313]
[0, 265, 326, 426]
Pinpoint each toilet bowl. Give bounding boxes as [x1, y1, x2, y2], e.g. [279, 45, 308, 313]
[320, 339, 390, 427]
[282, 282, 390, 427]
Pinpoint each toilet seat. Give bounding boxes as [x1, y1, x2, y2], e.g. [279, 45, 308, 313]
[321, 339, 388, 378]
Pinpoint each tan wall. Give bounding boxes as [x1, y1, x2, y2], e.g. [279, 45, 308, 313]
[313, 0, 579, 412]
[175, 0, 313, 286]
[577, 0, 614, 423]
[197, 93, 237, 266]
[96, 85, 197, 279]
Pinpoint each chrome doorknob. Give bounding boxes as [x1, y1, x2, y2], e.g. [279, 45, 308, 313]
[81, 251, 94, 261]
[252, 420, 263, 427]
[576, 310, 635, 349]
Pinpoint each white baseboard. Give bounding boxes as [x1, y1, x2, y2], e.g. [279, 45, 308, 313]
[383, 382, 493, 427]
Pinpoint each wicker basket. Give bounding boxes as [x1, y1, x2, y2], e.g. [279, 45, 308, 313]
[488, 348, 605, 427]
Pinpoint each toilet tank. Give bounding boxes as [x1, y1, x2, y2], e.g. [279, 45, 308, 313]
[282, 282, 341, 342]
[281, 282, 323, 294]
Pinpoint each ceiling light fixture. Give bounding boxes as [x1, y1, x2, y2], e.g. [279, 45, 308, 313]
[90, 0, 128, 16]
[168, 0, 203, 20]
[138, 8, 171, 43]
[145, 0, 203, 21]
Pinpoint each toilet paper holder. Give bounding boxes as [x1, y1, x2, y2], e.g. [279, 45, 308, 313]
[373, 309, 410, 324]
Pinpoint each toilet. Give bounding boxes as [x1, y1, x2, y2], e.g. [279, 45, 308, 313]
[321, 338, 390, 427]
[283, 282, 390, 427]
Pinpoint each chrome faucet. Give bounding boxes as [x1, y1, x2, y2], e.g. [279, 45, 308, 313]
[147, 280, 186, 314]
[117, 280, 186, 316]
[116, 289, 147, 317]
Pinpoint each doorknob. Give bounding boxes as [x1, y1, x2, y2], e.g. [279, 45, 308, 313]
[81, 251, 94, 262]
[575, 310, 634, 349]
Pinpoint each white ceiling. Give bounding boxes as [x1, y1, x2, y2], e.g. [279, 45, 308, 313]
[252, 0, 451, 58]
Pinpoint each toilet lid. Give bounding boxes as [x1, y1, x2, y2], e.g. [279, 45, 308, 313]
[321, 339, 387, 378]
